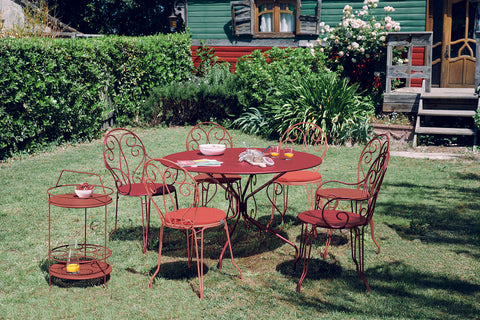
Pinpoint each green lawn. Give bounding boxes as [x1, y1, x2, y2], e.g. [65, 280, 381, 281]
[0, 126, 479, 319]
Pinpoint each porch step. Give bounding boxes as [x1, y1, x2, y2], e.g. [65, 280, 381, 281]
[415, 127, 476, 136]
[417, 110, 477, 117]
[413, 89, 478, 147]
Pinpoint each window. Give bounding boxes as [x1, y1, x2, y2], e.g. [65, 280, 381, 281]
[231, 0, 319, 37]
[256, 0, 296, 34]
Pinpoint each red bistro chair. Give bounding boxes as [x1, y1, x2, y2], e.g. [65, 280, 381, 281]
[316, 134, 390, 256]
[269, 122, 328, 225]
[103, 128, 176, 253]
[186, 122, 241, 215]
[296, 134, 390, 292]
[143, 158, 243, 299]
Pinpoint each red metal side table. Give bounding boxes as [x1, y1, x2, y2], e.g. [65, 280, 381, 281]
[47, 170, 113, 286]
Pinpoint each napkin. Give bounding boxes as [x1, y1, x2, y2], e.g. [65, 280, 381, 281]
[177, 159, 223, 167]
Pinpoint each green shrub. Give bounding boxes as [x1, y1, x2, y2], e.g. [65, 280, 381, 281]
[143, 64, 241, 126]
[0, 33, 193, 160]
[235, 47, 326, 110]
[233, 47, 373, 144]
[234, 71, 373, 144]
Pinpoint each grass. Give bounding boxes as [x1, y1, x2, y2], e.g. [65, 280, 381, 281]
[0, 126, 479, 319]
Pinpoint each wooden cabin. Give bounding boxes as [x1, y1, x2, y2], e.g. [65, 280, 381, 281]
[173, 0, 426, 68]
[173, 0, 479, 145]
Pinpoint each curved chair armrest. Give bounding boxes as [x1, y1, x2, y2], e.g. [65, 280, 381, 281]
[318, 179, 362, 190]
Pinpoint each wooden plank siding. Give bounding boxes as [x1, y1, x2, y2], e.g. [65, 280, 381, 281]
[187, 0, 427, 71]
[320, 0, 426, 32]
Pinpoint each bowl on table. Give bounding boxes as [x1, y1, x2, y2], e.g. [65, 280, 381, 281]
[199, 144, 226, 156]
[75, 189, 93, 198]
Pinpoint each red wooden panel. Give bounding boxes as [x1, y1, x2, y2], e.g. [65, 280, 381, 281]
[191, 46, 272, 71]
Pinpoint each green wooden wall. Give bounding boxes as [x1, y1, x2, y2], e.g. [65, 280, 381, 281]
[187, 0, 426, 40]
[320, 0, 426, 32]
[188, 0, 319, 40]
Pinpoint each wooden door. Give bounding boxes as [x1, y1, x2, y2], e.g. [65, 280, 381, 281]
[441, 0, 476, 88]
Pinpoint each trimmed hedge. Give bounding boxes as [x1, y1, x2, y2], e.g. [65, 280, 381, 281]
[0, 33, 193, 160]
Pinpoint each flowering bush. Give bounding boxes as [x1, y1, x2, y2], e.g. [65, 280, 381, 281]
[316, 0, 402, 94]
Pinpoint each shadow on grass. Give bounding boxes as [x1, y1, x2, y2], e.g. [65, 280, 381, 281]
[141, 216, 295, 258]
[148, 260, 200, 280]
[276, 259, 480, 319]
[379, 178, 480, 250]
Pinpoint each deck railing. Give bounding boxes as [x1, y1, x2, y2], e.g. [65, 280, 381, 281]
[385, 32, 433, 93]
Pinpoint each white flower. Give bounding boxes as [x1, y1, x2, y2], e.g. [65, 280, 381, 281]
[351, 58, 357, 63]
[339, 51, 345, 57]
[384, 6, 395, 12]
[374, 22, 381, 29]
[394, 25, 401, 32]
[385, 23, 393, 30]
[352, 42, 360, 50]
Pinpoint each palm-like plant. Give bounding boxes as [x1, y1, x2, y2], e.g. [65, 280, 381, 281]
[268, 72, 373, 144]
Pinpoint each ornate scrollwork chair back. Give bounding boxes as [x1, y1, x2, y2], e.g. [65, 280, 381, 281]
[269, 122, 328, 228]
[103, 128, 176, 253]
[185, 122, 241, 214]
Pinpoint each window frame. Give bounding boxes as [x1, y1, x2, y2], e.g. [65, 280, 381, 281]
[254, 0, 297, 38]
[231, 0, 320, 37]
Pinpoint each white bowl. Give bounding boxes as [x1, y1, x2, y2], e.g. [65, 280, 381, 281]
[199, 144, 226, 156]
[75, 189, 93, 198]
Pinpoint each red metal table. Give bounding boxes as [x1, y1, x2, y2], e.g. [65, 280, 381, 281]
[164, 148, 323, 264]
[47, 170, 113, 286]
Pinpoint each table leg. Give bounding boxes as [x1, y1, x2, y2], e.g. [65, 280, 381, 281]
[211, 172, 299, 269]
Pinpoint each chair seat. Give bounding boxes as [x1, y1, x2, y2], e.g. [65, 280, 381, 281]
[165, 207, 227, 227]
[317, 188, 370, 200]
[118, 183, 175, 197]
[298, 209, 367, 229]
[275, 171, 322, 184]
[195, 173, 241, 184]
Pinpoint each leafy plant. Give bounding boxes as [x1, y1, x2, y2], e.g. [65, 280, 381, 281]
[267, 72, 374, 144]
[143, 63, 241, 126]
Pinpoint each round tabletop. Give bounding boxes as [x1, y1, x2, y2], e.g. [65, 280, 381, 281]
[164, 148, 322, 175]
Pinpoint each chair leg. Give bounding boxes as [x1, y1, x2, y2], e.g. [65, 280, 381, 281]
[193, 227, 205, 299]
[186, 229, 194, 269]
[323, 228, 333, 259]
[304, 183, 318, 210]
[223, 221, 243, 280]
[149, 225, 165, 288]
[109, 193, 120, 240]
[370, 219, 381, 254]
[140, 196, 148, 253]
[350, 228, 370, 292]
[297, 223, 315, 293]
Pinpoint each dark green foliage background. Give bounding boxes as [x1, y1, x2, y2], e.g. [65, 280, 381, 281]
[0, 33, 193, 160]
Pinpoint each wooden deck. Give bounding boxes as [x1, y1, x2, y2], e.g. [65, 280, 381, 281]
[383, 87, 477, 113]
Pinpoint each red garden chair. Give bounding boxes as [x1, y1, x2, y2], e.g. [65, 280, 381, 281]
[143, 158, 243, 299]
[186, 122, 241, 216]
[103, 128, 176, 253]
[296, 134, 390, 292]
[316, 134, 390, 256]
[269, 122, 328, 226]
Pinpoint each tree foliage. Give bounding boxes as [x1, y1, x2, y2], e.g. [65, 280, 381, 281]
[47, 0, 173, 35]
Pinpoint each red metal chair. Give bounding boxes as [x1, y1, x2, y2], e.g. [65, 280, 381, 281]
[269, 122, 328, 225]
[296, 134, 390, 292]
[186, 122, 241, 215]
[143, 158, 243, 299]
[316, 134, 390, 256]
[103, 128, 176, 253]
